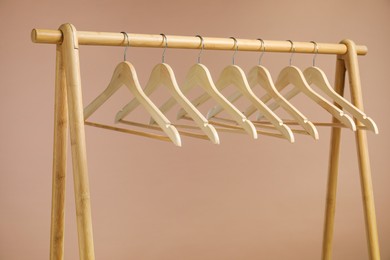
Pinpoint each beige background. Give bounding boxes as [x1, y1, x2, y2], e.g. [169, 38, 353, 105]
[0, 0, 389, 259]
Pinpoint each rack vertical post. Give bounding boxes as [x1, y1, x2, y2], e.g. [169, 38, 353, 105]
[343, 39, 380, 259]
[50, 24, 96, 260]
[322, 55, 346, 260]
[50, 43, 68, 260]
[322, 40, 381, 260]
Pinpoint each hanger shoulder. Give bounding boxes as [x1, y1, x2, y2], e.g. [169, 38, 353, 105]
[116, 63, 166, 122]
[206, 91, 244, 119]
[150, 64, 201, 121]
[119, 63, 167, 125]
[276, 66, 326, 101]
[84, 62, 128, 120]
[207, 65, 270, 118]
[83, 62, 181, 146]
[275, 65, 356, 131]
[246, 66, 274, 117]
[216, 65, 246, 90]
[118, 62, 183, 146]
[156, 63, 220, 144]
[248, 65, 319, 139]
[189, 64, 258, 139]
[304, 66, 378, 133]
[178, 64, 219, 119]
[144, 63, 165, 95]
[173, 64, 213, 120]
[150, 64, 207, 124]
[262, 67, 301, 116]
[197, 66, 248, 119]
[216, 65, 294, 142]
[216, 65, 262, 105]
[188, 64, 241, 115]
[247, 66, 273, 100]
[186, 64, 212, 87]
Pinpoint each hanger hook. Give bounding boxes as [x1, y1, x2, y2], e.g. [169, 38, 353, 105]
[257, 38, 265, 65]
[310, 41, 319, 67]
[121, 32, 130, 61]
[160, 33, 168, 63]
[195, 35, 204, 64]
[286, 39, 295, 66]
[230, 37, 238, 65]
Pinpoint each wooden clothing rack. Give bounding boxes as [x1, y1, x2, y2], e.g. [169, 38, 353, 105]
[31, 23, 381, 260]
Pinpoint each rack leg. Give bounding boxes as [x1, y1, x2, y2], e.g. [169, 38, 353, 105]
[322, 56, 346, 260]
[342, 39, 381, 260]
[59, 23, 95, 260]
[50, 44, 68, 260]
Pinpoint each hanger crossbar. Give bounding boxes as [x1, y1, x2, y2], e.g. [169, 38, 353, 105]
[31, 29, 367, 55]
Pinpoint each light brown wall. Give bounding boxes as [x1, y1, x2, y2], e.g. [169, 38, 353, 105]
[0, 0, 389, 259]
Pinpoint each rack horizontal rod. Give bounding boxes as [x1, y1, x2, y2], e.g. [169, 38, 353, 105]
[31, 29, 367, 55]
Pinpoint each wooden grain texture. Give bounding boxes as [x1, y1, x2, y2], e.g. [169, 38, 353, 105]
[31, 28, 368, 55]
[59, 23, 95, 260]
[342, 39, 381, 260]
[322, 56, 346, 260]
[50, 44, 68, 260]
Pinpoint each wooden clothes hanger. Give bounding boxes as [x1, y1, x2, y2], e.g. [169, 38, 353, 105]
[83, 33, 181, 146]
[178, 37, 295, 143]
[246, 66, 319, 139]
[265, 40, 357, 132]
[302, 41, 378, 133]
[155, 35, 258, 139]
[207, 39, 319, 140]
[114, 34, 220, 144]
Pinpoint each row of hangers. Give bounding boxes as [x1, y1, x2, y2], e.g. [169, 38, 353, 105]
[83, 34, 378, 146]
